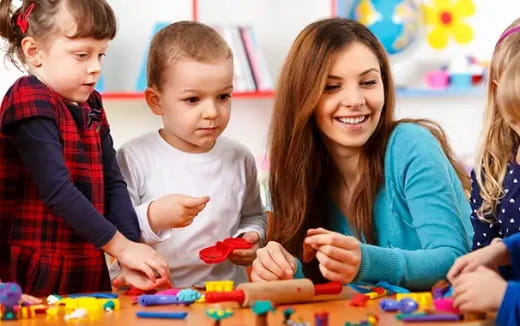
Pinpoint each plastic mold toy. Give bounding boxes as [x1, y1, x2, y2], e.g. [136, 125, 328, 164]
[199, 238, 254, 264]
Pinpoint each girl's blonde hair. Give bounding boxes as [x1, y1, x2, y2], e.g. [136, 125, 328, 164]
[476, 18, 520, 221]
[0, 0, 116, 69]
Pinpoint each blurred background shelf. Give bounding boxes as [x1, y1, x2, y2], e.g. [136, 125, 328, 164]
[102, 91, 275, 100]
[396, 86, 485, 97]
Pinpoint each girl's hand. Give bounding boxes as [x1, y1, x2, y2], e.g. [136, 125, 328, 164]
[21, 294, 42, 305]
[112, 265, 172, 291]
[304, 227, 361, 283]
[148, 194, 210, 231]
[118, 241, 170, 284]
[447, 239, 509, 282]
[251, 241, 296, 282]
[228, 232, 261, 266]
[452, 266, 507, 312]
[103, 232, 170, 284]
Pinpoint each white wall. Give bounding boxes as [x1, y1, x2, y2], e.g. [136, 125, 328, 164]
[1, 0, 518, 166]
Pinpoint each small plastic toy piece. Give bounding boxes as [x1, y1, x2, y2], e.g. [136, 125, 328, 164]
[433, 297, 460, 314]
[103, 300, 115, 311]
[431, 279, 451, 299]
[350, 293, 369, 307]
[396, 292, 432, 307]
[123, 287, 156, 296]
[205, 280, 234, 292]
[399, 297, 419, 314]
[176, 289, 201, 302]
[366, 313, 380, 325]
[64, 308, 87, 320]
[46, 294, 62, 305]
[136, 311, 188, 319]
[379, 298, 400, 312]
[199, 237, 254, 263]
[252, 300, 275, 326]
[379, 298, 418, 314]
[19, 305, 35, 319]
[206, 307, 234, 325]
[0, 282, 22, 321]
[31, 304, 49, 314]
[314, 311, 329, 326]
[283, 307, 295, 324]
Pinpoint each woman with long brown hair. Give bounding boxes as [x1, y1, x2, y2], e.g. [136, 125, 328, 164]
[251, 18, 472, 290]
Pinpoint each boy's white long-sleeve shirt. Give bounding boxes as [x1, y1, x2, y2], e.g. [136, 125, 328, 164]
[116, 131, 266, 287]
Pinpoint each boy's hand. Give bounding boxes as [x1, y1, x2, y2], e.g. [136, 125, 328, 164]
[113, 265, 172, 291]
[148, 194, 210, 231]
[452, 266, 507, 312]
[251, 241, 297, 281]
[228, 232, 261, 266]
[447, 239, 509, 282]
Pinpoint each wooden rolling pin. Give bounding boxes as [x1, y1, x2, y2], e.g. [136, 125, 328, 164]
[205, 279, 355, 307]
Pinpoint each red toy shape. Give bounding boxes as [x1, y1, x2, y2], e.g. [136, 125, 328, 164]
[199, 238, 254, 264]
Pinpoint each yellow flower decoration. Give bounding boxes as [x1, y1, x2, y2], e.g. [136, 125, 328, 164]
[423, 0, 475, 49]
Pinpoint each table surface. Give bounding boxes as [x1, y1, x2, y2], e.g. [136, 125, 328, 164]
[4, 294, 496, 326]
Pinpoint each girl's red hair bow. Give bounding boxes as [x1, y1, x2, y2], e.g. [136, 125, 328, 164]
[16, 3, 35, 35]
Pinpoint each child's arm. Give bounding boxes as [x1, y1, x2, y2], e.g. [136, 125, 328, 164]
[228, 154, 267, 266]
[496, 281, 520, 326]
[6, 118, 169, 285]
[99, 124, 140, 242]
[116, 147, 209, 243]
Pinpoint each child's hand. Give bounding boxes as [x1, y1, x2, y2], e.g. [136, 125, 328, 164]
[447, 239, 509, 282]
[106, 232, 170, 284]
[452, 266, 507, 312]
[304, 227, 361, 284]
[112, 265, 172, 291]
[251, 241, 297, 282]
[21, 294, 42, 305]
[148, 194, 210, 231]
[228, 232, 261, 266]
[119, 242, 170, 284]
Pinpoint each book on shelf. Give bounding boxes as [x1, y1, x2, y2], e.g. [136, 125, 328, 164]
[214, 25, 273, 93]
[102, 23, 273, 97]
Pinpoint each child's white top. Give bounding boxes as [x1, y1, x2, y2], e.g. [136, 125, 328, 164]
[117, 131, 266, 287]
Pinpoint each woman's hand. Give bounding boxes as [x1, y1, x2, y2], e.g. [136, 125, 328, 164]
[304, 228, 362, 283]
[250, 241, 297, 282]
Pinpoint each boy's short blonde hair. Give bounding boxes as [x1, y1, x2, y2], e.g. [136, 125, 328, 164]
[146, 21, 232, 90]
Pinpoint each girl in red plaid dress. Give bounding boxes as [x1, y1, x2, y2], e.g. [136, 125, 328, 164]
[0, 0, 169, 296]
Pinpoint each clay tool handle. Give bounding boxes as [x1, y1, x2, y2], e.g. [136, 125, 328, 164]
[205, 290, 245, 304]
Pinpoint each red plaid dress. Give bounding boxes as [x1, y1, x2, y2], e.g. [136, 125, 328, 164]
[0, 76, 111, 296]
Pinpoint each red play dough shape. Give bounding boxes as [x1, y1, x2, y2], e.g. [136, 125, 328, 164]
[199, 238, 254, 264]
